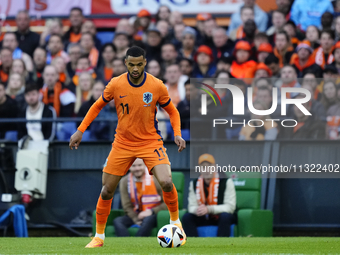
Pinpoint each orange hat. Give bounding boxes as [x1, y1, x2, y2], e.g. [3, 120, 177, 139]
[255, 63, 272, 77]
[234, 40, 251, 51]
[258, 43, 273, 53]
[195, 45, 213, 62]
[137, 9, 151, 18]
[196, 13, 212, 21]
[198, 154, 215, 165]
[296, 40, 313, 53]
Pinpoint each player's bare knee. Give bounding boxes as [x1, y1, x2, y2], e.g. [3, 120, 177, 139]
[160, 179, 173, 192]
[101, 185, 114, 200]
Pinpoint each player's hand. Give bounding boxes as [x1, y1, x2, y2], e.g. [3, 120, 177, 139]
[138, 209, 152, 220]
[69, 130, 83, 150]
[174, 136, 186, 152]
[196, 204, 208, 216]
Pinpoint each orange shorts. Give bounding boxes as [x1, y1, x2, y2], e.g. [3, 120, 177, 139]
[103, 141, 171, 176]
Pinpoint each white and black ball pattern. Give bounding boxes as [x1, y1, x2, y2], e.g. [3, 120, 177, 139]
[157, 224, 184, 248]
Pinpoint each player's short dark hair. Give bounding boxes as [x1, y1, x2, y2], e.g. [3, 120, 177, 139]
[126, 46, 146, 59]
[70, 7, 83, 15]
[24, 83, 40, 94]
[320, 28, 335, 40]
[265, 53, 279, 65]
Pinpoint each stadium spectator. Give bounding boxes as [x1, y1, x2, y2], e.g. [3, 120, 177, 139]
[156, 5, 171, 23]
[265, 54, 281, 78]
[81, 20, 102, 50]
[283, 20, 300, 48]
[80, 32, 99, 68]
[278, 93, 326, 139]
[257, 43, 273, 63]
[253, 63, 272, 79]
[134, 9, 152, 42]
[169, 11, 183, 27]
[178, 27, 196, 60]
[254, 32, 269, 52]
[113, 158, 167, 237]
[161, 43, 178, 70]
[156, 20, 171, 41]
[40, 18, 64, 47]
[300, 82, 326, 120]
[240, 101, 278, 140]
[228, 0, 268, 35]
[41, 65, 75, 117]
[335, 17, 340, 43]
[255, 86, 281, 119]
[171, 23, 186, 50]
[51, 57, 70, 85]
[145, 27, 162, 62]
[192, 45, 216, 78]
[290, 0, 334, 32]
[0, 82, 18, 139]
[302, 71, 322, 100]
[321, 12, 333, 31]
[240, 19, 258, 46]
[0, 19, 3, 44]
[278, 65, 301, 98]
[15, 10, 40, 57]
[290, 40, 322, 78]
[275, 0, 292, 19]
[230, 41, 257, 79]
[2, 32, 33, 72]
[71, 54, 96, 91]
[306, 25, 320, 50]
[331, 42, 340, 75]
[46, 34, 70, 64]
[177, 79, 197, 130]
[66, 44, 82, 78]
[33, 47, 47, 89]
[195, 13, 212, 46]
[179, 58, 193, 77]
[202, 18, 217, 48]
[212, 27, 234, 60]
[254, 77, 272, 90]
[267, 10, 287, 43]
[273, 30, 294, 68]
[74, 72, 94, 114]
[96, 43, 116, 83]
[64, 7, 84, 45]
[147, 59, 163, 80]
[113, 32, 130, 60]
[115, 18, 134, 36]
[6, 72, 26, 108]
[112, 58, 127, 77]
[322, 65, 340, 83]
[229, 6, 254, 41]
[164, 64, 185, 107]
[11, 65, 31, 96]
[320, 80, 338, 111]
[216, 56, 233, 72]
[182, 154, 236, 237]
[18, 84, 56, 141]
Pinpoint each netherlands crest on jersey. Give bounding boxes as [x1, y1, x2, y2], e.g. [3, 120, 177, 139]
[143, 92, 153, 104]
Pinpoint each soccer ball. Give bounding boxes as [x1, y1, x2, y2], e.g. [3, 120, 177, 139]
[157, 224, 184, 248]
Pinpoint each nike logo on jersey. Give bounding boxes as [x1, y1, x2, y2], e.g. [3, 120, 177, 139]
[159, 158, 165, 161]
[120, 95, 127, 98]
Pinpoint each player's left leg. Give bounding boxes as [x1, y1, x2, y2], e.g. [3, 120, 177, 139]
[151, 164, 187, 245]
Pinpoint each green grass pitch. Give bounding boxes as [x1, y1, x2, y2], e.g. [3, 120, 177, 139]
[0, 237, 339, 255]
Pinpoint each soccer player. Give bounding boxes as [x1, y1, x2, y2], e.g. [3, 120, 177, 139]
[69, 46, 187, 248]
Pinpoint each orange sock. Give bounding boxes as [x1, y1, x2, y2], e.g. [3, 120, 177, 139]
[96, 194, 113, 234]
[162, 183, 179, 221]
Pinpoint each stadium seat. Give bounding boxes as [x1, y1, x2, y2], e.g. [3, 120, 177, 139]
[92, 172, 185, 237]
[196, 173, 273, 237]
[56, 122, 77, 141]
[96, 32, 115, 45]
[4, 131, 18, 141]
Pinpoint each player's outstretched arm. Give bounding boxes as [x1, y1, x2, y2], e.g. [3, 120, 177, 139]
[69, 96, 108, 150]
[69, 130, 83, 150]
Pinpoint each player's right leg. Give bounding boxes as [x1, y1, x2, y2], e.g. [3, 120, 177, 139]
[85, 143, 135, 248]
[85, 173, 122, 248]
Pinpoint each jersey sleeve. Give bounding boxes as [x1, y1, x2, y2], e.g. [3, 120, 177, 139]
[158, 81, 172, 108]
[102, 77, 116, 102]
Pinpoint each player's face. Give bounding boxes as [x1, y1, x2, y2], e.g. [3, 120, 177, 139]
[130, 158, 146, 178]
[125, 55, 146, 80]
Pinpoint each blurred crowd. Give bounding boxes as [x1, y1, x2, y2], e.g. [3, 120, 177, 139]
[1, 0, 340, 141]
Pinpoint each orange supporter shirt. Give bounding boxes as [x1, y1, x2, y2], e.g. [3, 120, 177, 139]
[78, 72, 181, 147]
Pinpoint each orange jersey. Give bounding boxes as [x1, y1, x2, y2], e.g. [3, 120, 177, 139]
[78, 72, 181, 147]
